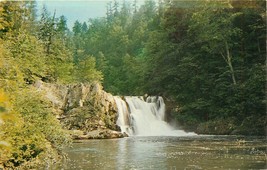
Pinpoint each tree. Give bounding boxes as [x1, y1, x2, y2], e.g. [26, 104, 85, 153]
[72, 20, 82, 36]
[5, 30, 48, 83]
[56, 15, 68, 35]
[74, 56, 103, 83]
[38, 6, 56, 55]
[0, 1, 23, 37]
[188, 2, 241, 85]
[81, 22, 88, 33]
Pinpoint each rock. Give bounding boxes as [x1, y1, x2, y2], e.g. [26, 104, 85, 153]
[72, 129, 125, 139]
[35, 80, 68, 114]
[98, 120, 105, 126]
[37, 81, 124, 139]
[70, 130, 84, 139]
[230, 129, 241, 135]
[122, 132, 129, 137]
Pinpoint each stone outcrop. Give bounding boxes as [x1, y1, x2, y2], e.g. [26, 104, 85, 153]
[35, 81, 125, 139]
[71, 129, 127, 140]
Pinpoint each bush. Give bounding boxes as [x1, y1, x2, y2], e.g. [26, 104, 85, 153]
[0, 87, 71, 169]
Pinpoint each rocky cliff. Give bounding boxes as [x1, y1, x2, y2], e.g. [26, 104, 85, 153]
[36, 81, 125, 139]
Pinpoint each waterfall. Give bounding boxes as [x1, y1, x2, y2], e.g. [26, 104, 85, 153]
[114, 96, 196, 136]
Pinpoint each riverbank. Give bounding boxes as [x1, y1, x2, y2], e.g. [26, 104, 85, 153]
[173, 112, 266, 136]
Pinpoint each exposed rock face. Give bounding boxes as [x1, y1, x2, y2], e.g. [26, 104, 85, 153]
[36, 81, 123, 139]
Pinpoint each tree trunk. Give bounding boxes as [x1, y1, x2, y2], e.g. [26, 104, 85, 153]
[221, 41, 237, 85]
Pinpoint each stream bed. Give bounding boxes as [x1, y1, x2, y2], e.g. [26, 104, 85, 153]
[54, 135, 266, 170]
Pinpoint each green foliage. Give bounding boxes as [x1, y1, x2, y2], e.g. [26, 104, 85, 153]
[74, 56, 103, 83]
[56, 15, 68, 34]
[46, 38, 74, 83]
[73, 0, 159, 95]
[0, 88, 71, 168]
[14, 88, 72, 150]
[0, 36, 72, 167]
[0, 2, 74, 168]
[5, 31, 48, 83]
[0, 90, 12, 163]
[0, 1, 23, 37]
[143, 0, 266, 135]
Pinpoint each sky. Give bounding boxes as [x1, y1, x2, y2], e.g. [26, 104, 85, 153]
[37, 0, 145, 29]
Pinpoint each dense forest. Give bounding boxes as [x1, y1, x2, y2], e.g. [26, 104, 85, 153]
[70, 0, 266, 134]
[0, 0, 266, 169]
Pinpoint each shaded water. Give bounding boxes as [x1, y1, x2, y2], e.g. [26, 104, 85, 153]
[55, 136, 266, 170]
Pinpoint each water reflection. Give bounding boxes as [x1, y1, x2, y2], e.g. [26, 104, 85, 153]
[54, 136, 267, 170]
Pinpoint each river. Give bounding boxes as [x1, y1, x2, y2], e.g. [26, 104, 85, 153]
[54, 135, 266, 170]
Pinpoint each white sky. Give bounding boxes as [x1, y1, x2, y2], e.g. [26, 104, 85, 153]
[37, 0, 145, 29]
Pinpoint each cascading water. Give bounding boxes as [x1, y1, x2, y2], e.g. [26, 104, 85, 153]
[114, 96, 196, 136]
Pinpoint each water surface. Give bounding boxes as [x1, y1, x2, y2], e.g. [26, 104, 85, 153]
[56, 136, 267, 170]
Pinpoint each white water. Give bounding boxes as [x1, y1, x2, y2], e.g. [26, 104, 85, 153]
[114, 96, 196, 136]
